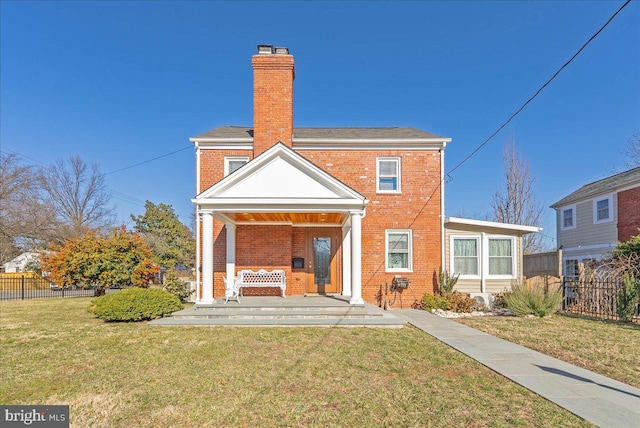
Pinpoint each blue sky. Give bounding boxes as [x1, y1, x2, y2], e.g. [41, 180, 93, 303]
[2, 1, 638, 249]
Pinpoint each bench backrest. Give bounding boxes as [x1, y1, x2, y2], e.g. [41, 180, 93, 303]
[238, 269, 285, 284]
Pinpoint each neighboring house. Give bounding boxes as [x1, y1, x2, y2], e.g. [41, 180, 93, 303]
[551, 167, 640, 277]
[1, 252, 40, 273]
[192, 45, 450, 306]
[445, 217, 541, 299]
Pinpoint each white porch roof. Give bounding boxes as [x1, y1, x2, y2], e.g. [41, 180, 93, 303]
[193, 143, 368, 218]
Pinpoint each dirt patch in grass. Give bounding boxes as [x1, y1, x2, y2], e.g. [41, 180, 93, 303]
[457, 313, 640, 388]
[0, 298, 594, 427]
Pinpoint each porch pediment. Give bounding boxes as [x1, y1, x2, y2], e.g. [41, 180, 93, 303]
[194, 143, 367, 212]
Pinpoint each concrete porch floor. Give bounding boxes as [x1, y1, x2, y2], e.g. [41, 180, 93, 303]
[149, 294, 405, 327]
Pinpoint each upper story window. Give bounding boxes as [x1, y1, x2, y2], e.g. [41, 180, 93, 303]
[386, 229, 412, 272]
[377, 157, 401, 193]
[224, 157, 249, 176]
[561, 205, 576, 230]
[488, 238, 514, 276]
[452, 237, 479, 277]
[593, 195, 613, 224]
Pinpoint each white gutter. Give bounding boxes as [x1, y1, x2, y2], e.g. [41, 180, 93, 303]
[441, 148, 446, 271]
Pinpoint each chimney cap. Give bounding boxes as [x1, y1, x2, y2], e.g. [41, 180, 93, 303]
[257, 44, 274, 54]
[274, 46, 289, 54]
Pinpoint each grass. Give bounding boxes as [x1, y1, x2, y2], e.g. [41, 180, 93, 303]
[457, 313, 640, 389]
[0, 298, 593, 428]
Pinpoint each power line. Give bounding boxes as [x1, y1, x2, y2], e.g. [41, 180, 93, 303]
[104, 145, 192, 176]
[1, 148, 146, 208]
[446, 0, 632, 178]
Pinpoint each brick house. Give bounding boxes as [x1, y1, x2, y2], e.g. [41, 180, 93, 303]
[550, 166, 640, 277]
[191, 45, 451, 306]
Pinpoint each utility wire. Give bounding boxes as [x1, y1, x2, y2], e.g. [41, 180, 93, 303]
[104, 145, 192, 176]
[446, 0, 632, 178]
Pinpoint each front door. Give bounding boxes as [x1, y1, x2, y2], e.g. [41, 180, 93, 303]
[306, 228, 340, 294]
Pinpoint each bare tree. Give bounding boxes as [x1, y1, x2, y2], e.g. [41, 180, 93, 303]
[491, 139, 544, 254]
[0, 153, 59, 261]
[620, 133, 640, 171]
[39, 155, 115, 238]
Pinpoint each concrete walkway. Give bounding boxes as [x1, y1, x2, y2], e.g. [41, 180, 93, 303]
[394, 309, 640, 428]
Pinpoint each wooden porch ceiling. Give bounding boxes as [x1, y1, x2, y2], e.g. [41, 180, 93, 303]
[226, 212, 346, 224]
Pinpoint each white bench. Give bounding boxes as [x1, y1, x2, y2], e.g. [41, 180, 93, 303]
[232, 269, 286, 301]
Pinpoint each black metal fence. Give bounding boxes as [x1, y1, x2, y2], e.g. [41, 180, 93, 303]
[562, 277, 640, 323]
[0, 275, 98, 300]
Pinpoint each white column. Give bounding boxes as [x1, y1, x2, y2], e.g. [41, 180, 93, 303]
[201, 212, 215, 305]
[349, 212, 364, 305]
[342, 223, 352, 297]
[195, 210, 201, 300]
[225, 222, 236, 287]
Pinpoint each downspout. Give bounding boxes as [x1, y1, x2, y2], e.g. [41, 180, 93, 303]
[440, 147, 446, 273]
[480, 232, 486, 293]
[195, 143, 201, 300]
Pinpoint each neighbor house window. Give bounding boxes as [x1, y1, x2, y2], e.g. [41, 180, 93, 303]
[452, 237, 479, 276]
[377, 157, 401, 193]
[565, 259, 579, 278]
[593, 195, 613, 224]
[224, 157, 249, 176]
[488, 238, 514, 276]
[561, 206, 576, 230]
[386, 230, 412, 271]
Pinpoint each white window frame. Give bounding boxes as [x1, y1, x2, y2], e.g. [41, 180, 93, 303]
[377, 157, 401, 194]
[485, 236, 516, 279]
[560, 204, 576, 231]
[224, 156, 249, 176]
[593, 194, 613, 224]
[450, 236, 480, 279]
[385, 229, 412, 272]
[564, 258, 579, 278]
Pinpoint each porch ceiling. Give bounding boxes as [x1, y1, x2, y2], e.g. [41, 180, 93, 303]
[225, 212, 346, 224]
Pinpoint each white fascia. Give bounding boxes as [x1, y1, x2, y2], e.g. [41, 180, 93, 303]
[190, 138, 253, 150]
[445, 217, 542, 234]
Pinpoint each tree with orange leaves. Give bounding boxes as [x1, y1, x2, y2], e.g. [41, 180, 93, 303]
[41, 226, 158, 293]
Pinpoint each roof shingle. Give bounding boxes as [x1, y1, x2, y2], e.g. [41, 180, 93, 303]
[192, 126, 446, 140]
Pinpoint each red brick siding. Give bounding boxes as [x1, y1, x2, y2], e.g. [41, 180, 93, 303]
[618, 186, 640, 242]
[198, 147, 442, 305]
[199, 149, 253, 194]
[299, 149, 443, 304]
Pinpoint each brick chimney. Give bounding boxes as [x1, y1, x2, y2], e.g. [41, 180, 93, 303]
[252, 45, 295, 156]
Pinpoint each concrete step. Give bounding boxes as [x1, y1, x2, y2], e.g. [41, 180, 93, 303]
[149, 315, 404, 328]
[173, 308, 378, 320]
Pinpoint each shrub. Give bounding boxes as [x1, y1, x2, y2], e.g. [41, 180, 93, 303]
[504, 282, 562, 317]
[89, 287, 183, 322]
[438, 266, 459, 294]
[421, 293, 450, 311]
[616, 274, 640, 322]
[163, 271, 193, 302]
[493, 289, 511, 309]
[448, 291, 477, 313]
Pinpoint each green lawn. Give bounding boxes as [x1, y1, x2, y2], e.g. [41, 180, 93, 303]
[456, 313, 640, 389]
[1, 298, 592, 427]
